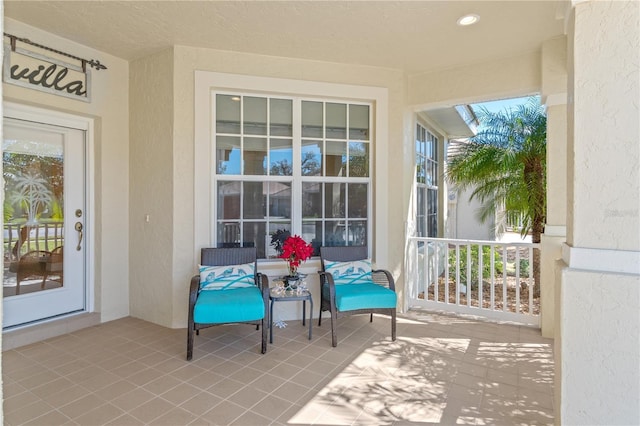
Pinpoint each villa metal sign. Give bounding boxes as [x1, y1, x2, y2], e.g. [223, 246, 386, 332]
[3, 42, 92, 102]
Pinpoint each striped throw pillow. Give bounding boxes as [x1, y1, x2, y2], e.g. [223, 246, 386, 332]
[324, 259, 372, 285]
[199, 262, 255, 290]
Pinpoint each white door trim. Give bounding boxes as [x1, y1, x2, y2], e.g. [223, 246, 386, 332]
[3, 101, 95, 319]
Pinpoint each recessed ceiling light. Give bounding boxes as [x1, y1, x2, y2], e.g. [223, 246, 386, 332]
[231, 96, 241, 101]
[457, 14, 480, 26]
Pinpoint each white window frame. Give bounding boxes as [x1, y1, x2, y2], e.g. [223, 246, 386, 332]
[194, 72, 389, 267]
[415, 122, 439, 238]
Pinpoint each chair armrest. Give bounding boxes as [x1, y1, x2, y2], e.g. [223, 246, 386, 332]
[318, 271, 337, 299]
[372, 269, 396, 292]
[256, 273, 270, 298]
[189, 275, 200, 318]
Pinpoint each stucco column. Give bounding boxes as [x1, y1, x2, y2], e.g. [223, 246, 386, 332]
[557, 1, 640, 424]
[540, 36, 568, 338]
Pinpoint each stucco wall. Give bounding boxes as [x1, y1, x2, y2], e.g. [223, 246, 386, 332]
[164, 46, 407, 327]
[559, 269, 640, 424]
[2, 18, 130, 323]
[559, 1, 640, 424]
[129, 49, 175, 326]
[568, 1, 639, 251]
[452, 187, 495, 241]
[407, 51, 541, 109]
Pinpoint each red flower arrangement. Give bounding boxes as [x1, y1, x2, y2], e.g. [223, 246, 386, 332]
[280, 235, 314, 276]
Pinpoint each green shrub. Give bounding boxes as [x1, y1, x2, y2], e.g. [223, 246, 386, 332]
[448, 245, 503, 287]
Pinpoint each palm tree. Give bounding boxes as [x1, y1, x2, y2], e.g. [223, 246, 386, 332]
[446, 97, 546, 295]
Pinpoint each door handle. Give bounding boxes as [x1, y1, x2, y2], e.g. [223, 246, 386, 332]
[75, 222, 83, 251]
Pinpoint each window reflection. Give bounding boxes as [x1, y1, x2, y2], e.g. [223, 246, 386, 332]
[214, 94, 372, 258]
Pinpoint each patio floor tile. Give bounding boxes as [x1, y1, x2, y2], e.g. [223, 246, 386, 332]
[2, 311, 554, 425]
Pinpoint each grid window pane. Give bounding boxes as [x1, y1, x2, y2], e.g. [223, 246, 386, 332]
[349, 104, 369, 140]
[348, 220, 367, 246]
[302, 182, 322, 218]
[326, 141, 346, 177]
[302, 101, 323, 138]
[217, 222, 241, 247]
[216, 94, 241, 134]
[214, 94, 372, 259]
[301, 140, 322, 176]
[244, 137, 267, 175]
[269, 138, 293, 176]
[267, 222, 292, 258]
[302, 221, 322, 256]
[325, 220, 346, 246]
[325, 183, 345, 218]
[326, 103, 347, 139]
[243, 182, 266, 219]
[217, 181, 240, 219]
[349, 142, 369, 177]
[243, 222, 266, 256]
[268, 182, 291, 218]
[416, 123, 438, 238]
[244, 96, 267, 135]
[270, 98, 292, 136]
[348, 183, 367, 218]
[216, 136, 241, 175]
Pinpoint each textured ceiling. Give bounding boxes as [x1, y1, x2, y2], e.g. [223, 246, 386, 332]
[3, 1, 566, 74]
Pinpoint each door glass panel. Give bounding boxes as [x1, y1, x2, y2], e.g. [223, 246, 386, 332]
[3, 130, 65, 297]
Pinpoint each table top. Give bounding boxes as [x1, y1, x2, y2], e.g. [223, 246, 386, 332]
[269, 288, 312, 301]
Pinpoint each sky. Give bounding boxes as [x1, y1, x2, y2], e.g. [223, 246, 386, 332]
[471, 96, 534, 115]
[470, 95, 540, 132]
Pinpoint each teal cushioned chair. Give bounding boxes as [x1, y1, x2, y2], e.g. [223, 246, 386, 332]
[318, 246, 397, 347]
[187, 247, 269, 360]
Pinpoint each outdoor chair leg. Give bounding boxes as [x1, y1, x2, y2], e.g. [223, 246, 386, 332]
[187, 325, 194, 361]
[391, 310, 397, 341]
[261, 318, 267, 354]
[330, 309, 338, 347]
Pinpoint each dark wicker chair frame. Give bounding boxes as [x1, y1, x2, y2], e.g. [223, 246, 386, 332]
[318, 246, 397, 347]
[187, 247, 269, 360]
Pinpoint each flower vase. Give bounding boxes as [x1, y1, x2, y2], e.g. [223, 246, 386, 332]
[284, 274, 300, 290]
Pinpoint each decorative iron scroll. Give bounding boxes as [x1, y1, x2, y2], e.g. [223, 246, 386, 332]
[3, 33, 108, 102]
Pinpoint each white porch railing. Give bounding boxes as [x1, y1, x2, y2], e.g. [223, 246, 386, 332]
[4, 221, 65, 261]
[406, 237, 541, 326]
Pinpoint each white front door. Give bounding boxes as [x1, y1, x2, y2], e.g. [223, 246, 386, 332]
[3, 112, 88, 328]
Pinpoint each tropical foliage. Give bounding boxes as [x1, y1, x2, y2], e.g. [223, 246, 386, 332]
[446, 97, 546, 242]
[446, 97, 546, 295]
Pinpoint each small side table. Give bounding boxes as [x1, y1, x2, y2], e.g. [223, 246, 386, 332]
[269, 288, 313, 344]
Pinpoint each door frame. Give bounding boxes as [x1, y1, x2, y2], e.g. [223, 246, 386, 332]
[2, 101, 95, 326]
